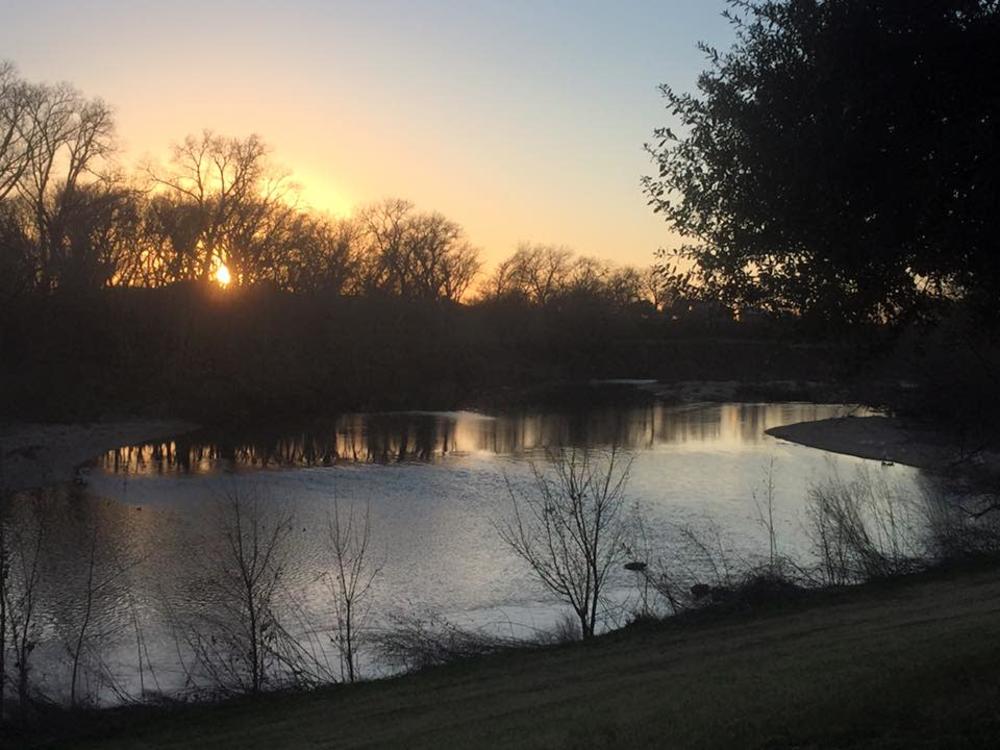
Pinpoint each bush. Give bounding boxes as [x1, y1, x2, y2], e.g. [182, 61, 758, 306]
[807, 468, 926, 585]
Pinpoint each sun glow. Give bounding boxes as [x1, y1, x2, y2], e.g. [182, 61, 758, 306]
[214, 263, 232, 286]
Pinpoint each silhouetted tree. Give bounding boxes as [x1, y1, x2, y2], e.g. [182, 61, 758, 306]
[147, 131, 297, 285]
[274, 214, 359, 294]
[0, 198, 36, 300]
[55, 180, 146, 290]
[497, 447, 635, 639]
[184, 487, 297, 695]
[4, 60, 736, 428]
[356, 199, 481, 301]
[605, 265, 648, 311]
[10, 76, 117, 292]
[644, 0, 1000, 326]
[513, 244, 574, 305]
[479, 244, 662, 316]
[323, 499, 382, 683]
[0, 62, 38, 204]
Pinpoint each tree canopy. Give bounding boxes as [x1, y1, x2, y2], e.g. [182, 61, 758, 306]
[644, 0, 1000, 326]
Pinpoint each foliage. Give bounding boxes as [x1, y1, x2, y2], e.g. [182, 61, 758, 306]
[0, 58, 807, 426]
[644, 0, 1000, 326]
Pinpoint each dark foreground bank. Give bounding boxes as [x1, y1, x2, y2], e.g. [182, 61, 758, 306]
[13, 562, 1000, 750]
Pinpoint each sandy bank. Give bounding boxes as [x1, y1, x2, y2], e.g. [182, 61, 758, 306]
[767, 415, 1000, 474]
[0, 420, 196, 492]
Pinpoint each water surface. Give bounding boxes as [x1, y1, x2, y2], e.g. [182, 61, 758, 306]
[12, 400, 924, 702]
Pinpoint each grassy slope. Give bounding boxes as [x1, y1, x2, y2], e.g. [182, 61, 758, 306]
[57, 566, 1000, 749]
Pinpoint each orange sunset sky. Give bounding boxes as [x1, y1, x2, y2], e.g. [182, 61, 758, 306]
[1, 0, 734, 268]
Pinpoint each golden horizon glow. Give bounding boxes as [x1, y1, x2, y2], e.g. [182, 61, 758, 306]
[0, 1, 728, 268]
[294, 169, 356, 220]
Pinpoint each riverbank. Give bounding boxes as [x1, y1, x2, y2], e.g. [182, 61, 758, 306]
[0, 383, 849, 491]
[0, 420, 196, 492]
[4, 407, 990, 492]
[766, 415, 1000, 475]
[4, 404, 1000, 747]
[16, 561, 1000, 749]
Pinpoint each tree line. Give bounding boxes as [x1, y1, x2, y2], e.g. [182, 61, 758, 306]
[0, 60, 676, 316]
[5, 41, 905, 425]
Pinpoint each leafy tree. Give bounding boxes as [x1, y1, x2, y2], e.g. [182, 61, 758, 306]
[644, 0, 1000, 326]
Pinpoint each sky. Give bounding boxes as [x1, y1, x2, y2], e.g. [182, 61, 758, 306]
[0, 0, 734, 268]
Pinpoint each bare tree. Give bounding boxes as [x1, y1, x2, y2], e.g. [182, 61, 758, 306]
[290, 216, 360, 294]
[406, 212, 481, 301]
[496, 447, 634, 639]
[566, 255, 611, 297]
[184, 486, 297, 695]
[479, 253, 521, 301]
[606, 265, 646, 310]
[356, 199, 481, 301]
[323, 499, 382, 682]
[16, 82, 116, 291]
[511, 244, 574, 305]
[54, 179, 147, 290]
[0, 61, 39, 203]
[146, 131, 296, 284]
[479, 245, 655, 312]
[52, 512, 140, 708]
[1, 66, 122, 293]
[0, 491, 51, 712]
[752, 457, 780, 572]
[356, 198, 415, 296]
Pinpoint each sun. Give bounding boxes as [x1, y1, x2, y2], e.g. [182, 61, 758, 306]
[214, 263, 232, 287]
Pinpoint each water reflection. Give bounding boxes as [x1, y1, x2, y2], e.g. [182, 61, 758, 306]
[99, 403, 873, 476]
[13, 400, 910, 707]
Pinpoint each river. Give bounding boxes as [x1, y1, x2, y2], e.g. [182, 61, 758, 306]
[5, 399, 926, 704]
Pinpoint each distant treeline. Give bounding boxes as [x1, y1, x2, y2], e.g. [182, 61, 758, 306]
[1, 279, 845, 423]
[0, 60, 676, 312]
[5, 56, 979, 428]
[1, 59, 834, 423]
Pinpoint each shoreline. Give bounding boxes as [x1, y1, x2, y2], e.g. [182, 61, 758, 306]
[18, 561, 1000, 749]
[0, 419, 197, 492]
[3, 406, 993, 494]
[766, 415, 1000, 474]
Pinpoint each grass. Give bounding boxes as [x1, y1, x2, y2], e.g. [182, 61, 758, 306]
[15, 562, 1000, 749]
